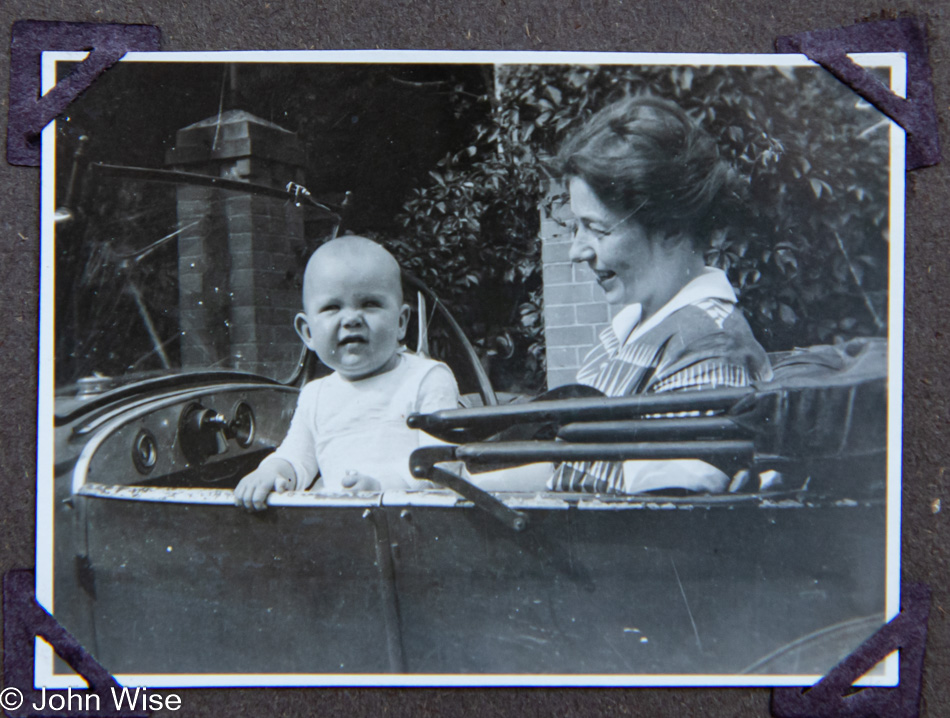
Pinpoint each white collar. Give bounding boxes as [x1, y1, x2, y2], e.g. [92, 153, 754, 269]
[610, 266, 737, 346]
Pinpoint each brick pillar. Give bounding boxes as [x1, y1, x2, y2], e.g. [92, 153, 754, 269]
[166, 110, 307, 376]
[540, 184, 616, 389]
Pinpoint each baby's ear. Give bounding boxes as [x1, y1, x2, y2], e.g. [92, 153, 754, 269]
[294, 312, 315, 349]
[397, 304, 410, 342]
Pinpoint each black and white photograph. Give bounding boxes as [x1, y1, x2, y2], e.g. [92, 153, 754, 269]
[37, 51, 903, 687]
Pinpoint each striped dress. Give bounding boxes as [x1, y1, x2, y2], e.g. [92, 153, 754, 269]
[550, 270, 771, 494]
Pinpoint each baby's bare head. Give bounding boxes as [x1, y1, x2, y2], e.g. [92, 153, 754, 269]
[296, 237, 409, 380]
[302, 236, 403, 313]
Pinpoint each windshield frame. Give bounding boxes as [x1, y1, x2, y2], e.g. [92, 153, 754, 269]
[54, 160, 343, 398]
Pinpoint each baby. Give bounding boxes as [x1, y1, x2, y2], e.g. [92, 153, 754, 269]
[234, 236, 459, 511]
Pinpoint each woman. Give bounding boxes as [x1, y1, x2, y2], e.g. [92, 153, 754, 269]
[550, 95, 772, 494]
[479, 95, 771, 495]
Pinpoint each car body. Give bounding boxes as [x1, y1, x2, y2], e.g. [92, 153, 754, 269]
[45, 163, 892, 685]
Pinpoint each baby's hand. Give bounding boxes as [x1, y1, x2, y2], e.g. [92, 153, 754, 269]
[234, 466, 294, 511]
[340, 470, 381, 492]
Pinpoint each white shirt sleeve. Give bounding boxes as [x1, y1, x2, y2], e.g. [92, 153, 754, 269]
[415, 362, 460, 414]
[399, 361, 460, 490]
[269, 382, 321, 491]
[620, 459, 729, 494]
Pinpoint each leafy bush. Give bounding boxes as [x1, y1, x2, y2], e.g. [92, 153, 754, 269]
[389, 64, 892, 392]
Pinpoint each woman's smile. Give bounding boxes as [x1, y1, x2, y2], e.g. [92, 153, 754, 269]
[592, 268, 617, 284]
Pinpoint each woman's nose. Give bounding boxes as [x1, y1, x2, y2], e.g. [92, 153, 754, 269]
[569, 233, 596, 263]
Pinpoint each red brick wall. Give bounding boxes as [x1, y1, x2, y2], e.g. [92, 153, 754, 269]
[224, 192, 304, 375]
[167, 110, 307, 377]
[175, 184, 231, 368]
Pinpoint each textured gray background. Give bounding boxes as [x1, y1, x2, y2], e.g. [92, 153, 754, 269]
[1, 2, 947, 716]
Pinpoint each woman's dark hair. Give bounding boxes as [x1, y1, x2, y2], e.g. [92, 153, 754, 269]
[557, 95, 741, 244]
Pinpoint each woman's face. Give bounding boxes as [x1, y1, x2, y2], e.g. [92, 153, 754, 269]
[567, 176, 661, 308]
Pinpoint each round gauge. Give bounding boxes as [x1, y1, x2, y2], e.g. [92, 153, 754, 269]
[231, 402, 255, 448]
[132, 428, 158, 474]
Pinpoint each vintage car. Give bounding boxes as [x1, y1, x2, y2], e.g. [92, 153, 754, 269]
[44, 158, 893, 685]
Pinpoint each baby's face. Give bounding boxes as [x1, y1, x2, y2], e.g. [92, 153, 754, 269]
[296, 254, 409, 381]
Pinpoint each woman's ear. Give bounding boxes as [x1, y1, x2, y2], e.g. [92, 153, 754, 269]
[294, 312, 315, 350]
[397, 304, 410, 342]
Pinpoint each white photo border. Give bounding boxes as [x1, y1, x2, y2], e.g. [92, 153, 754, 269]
[36, 49, 906, 689]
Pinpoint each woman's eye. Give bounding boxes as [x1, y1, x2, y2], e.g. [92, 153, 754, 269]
[572, 220, 607, 239]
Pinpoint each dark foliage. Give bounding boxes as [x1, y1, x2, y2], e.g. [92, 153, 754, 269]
[390, 64, 892, 392]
